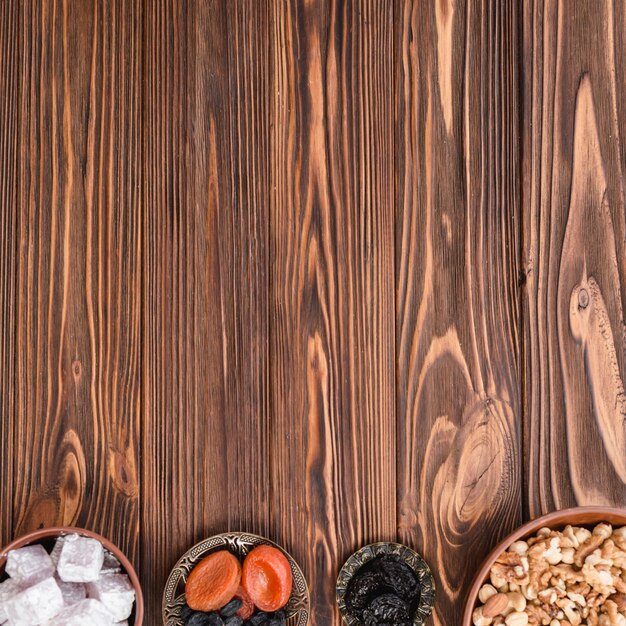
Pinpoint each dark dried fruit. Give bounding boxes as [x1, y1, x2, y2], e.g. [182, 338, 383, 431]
[247, 612, 270, 625]
[346, 569, 384, 611]
[223, 617, 243, 626]
[220, 598, 243, 617]
[375, 555, 419, 600]
[346, 554, 422, 625]
[181, 604, 194, 621]
[362, 610, 411, 626]
[186, 612, 223, 626]
[365, 594, 410, 624]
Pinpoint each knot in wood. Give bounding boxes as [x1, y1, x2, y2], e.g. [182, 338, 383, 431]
[578, 288, 590, 309]
[72, 360, 82, 379]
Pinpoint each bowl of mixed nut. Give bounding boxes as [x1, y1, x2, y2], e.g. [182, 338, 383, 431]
[463, 507, 626, 626]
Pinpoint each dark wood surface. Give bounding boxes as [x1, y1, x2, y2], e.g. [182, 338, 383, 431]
[522, 0, 626, 515]
[2, 0, 142, 555]
[396, 1, 522, 621]
[1, 1, 625, 624]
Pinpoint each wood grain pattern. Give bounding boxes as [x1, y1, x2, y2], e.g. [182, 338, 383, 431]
[270, 1, 396, 623]
[142, 0, 271, 617]
[0, 0, 19, 549]
[224, 0, 272, 535]
[6, 0, 142, 556]
[523, 0, 626, 513]
[3, 1, 626, 624]
[396, 1, 522, 623]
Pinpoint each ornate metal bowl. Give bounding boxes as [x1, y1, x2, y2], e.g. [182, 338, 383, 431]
[162, 532, 310, 625]
[336, 542, 435, 626]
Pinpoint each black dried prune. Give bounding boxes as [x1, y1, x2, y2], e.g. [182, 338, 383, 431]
[187, 613, 222, 626]
[346, 569, 384, 611]
[376, 556, 419, 600]
[267, 608, 286, 625]
[223, 617, 243, 626]
[362, 610, 377, 626]
[362, 609, 411, 626]
[365, 593, 410, 623]
[220, 598, 243, 617]
[181, 604, 196, 623]
[247, 612, 270, 625]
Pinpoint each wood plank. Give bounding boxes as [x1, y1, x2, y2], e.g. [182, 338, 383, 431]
[224, 0, 272, 534]
[141, 0, 271, 620]
[270, 2, 396, 623]
[0, 0, 19, 548]
[395, 1, 522, 623]
[523, 0, 626, 513]
[10, 0, 141, 556]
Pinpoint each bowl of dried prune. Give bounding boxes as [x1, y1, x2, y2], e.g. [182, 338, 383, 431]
[336, 542, 435, 626]
[162, 532, 309, 626]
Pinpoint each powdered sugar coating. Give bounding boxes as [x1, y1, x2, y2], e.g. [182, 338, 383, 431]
[4, 577, 63, 625]
[57, 535, 104, 583]
[46, 598, 114, 625]
[87, 573, 135, 622]
[5, 546, 54, 586]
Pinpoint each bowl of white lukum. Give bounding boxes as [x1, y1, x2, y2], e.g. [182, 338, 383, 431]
[0, 526, 143, 625]
[463, 507, 626, 626]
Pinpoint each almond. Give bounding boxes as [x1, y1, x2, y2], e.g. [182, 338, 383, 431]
[483, 592, 509, 618]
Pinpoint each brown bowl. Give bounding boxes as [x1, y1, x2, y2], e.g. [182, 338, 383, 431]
[462, 506, 626, 626]
[0, 526, 144, 625]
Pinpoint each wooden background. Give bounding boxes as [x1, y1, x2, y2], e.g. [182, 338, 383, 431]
[1, 0, 626, 624]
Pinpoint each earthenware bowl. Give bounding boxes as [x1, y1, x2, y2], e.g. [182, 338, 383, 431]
[462, 506, 626, 626]
[0, 526, 144, 625]
[336, 541, 436, 626]
[162, 532, 310, 626]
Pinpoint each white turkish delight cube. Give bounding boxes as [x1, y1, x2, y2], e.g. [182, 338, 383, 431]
[0, 578, 21, 624]
[46, 598, 114, 625]
[57, 534, 104, 583]
[100, 550, 121, 575]
[4, 577, 63, 625]
[56, 579, 86, 606]
[48, 538, 65, 567]
[5, 545, 54, 586]
[86, 573, 135, 621]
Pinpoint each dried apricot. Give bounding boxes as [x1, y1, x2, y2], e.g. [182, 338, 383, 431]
[242, 545, 293, 612]
[185, 550, 242, 612]
[234, 585, 255, 620]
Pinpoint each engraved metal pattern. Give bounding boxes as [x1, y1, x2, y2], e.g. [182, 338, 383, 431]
[163, 532, 310, 625]
[336, 542, 436, 626]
